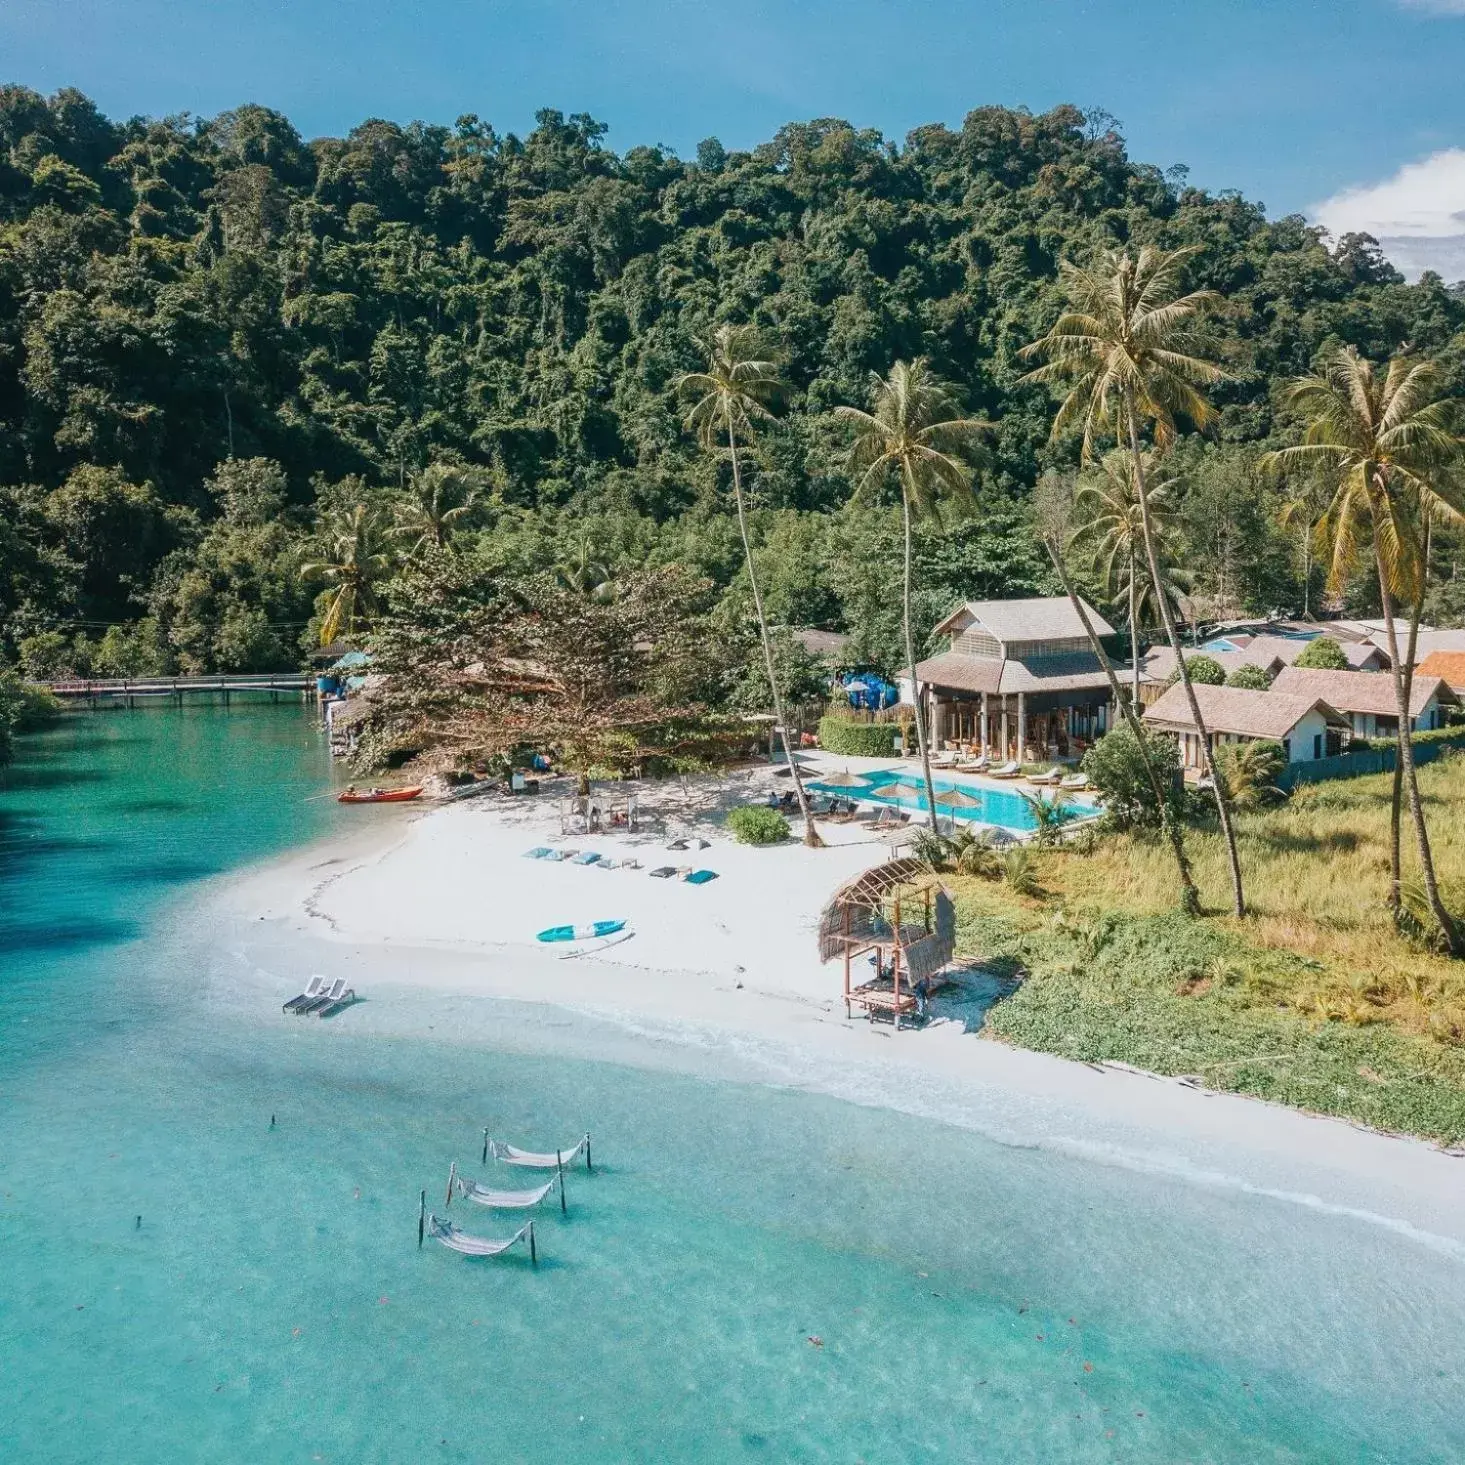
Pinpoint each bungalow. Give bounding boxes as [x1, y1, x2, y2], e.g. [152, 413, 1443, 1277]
[1137, 634, 1388, 705]
[910, 596, 1116, 762]
[1416, 650, 1465, 698]
[1270, 666, 1458, 739]
[1142, 683, 1349, 769]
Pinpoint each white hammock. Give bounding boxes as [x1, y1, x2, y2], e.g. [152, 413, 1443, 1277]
[458, 1176, 556, 1210]
[428, 1215, 535, 1260]
[489, 1134, 590, 1170]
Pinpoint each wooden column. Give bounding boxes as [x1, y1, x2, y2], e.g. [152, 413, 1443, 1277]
[1000, 700, 1009, 760]
[1016, 691, 1027, 764]
[980, 692, 989, 758]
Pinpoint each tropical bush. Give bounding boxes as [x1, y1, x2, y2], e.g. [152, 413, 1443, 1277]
[1294, 636, 1350, 670]
[726, 805, 791, 845]
[0, 672, 62, 767]
[912, 826, 1002, 878]
[817, 716, 899, 757]
[1212, 739, 1285, 810]
[1002, 848, 1040, 896]
[1166, 653, 1226, 686]
[1081, 725, 1183, 830]
[1225, 663, 1272, 690]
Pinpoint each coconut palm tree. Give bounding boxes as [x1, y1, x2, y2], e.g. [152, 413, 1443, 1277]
[1074, 450, 1188, 702]
[302, 503, 394, 647]
[1032, 472, 1201, 913]
[554, 538, 615, 602]
[835, 360, 992, 833]
[1021, 243, 1246, 918]
[676, 324, 821, 846]
[1263, 347, 1465, 951]
[393, 463, 478, 556]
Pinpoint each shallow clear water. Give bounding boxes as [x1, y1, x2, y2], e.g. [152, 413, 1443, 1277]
[809, 770, 1092, 831]
[3, 706, 1463, 1463]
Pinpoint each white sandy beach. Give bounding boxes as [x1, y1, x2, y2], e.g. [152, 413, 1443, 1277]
[209, 761, 1465, 1259]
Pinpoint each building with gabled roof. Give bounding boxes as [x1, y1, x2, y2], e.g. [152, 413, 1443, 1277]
[1271, 666, 1457, 739]
[910, 597, 1118, 761]
[1142, 683, 1349, 769]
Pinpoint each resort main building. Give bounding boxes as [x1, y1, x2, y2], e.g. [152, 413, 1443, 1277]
[910, 597, 1116, 762]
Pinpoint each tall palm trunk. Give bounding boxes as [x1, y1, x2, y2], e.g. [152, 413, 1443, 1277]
[1390, 519, 1429, 912]
[1372, 517, 1457, 951]
[1128, 545, 1141, 705]
[728, 421, 822, 847]
[1043, 537, 1200, 914]
[901, 488, 940, 833]
[1125, 399, 1245, 917]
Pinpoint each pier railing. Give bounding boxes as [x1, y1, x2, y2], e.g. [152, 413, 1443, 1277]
[43, 673, 314, 701]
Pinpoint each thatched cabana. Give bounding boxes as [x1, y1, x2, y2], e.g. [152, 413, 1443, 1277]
[819, 860, 956, 1027]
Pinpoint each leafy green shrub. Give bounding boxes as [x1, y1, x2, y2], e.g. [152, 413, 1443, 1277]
[817, 715, 898, 757]
[1225, 662, 1272, 690]
[0, 672, 61, 768]
[1212, 738, 1285, 810]
[727, 805, 791, 845]
[1294, 636, 1350, 670]
[1167, 653, 1226, 686]
[913, 826, 1001, 877]
[1082, 725, 1183, 829]
[1366, 726, 1465, 755]
[1002, 847, 1040, 895]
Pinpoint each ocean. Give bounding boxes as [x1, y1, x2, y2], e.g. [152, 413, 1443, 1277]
[2, 703, 1462, 1463]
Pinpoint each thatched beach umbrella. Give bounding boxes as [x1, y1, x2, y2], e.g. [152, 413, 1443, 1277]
[933, 787, 982, 811]
[818, 769, 871, 790]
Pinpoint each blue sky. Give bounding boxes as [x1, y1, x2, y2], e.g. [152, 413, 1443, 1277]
[5, 0, 1465, 273]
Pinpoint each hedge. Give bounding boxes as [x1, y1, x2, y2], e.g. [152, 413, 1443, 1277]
[726, 805, 791, 845]
[1365, 725, 1465, 755]
[817, 716, 900, 757]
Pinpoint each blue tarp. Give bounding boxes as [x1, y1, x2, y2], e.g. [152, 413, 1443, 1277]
[330, 650, 371, 671]
[840, 672, 897, 711]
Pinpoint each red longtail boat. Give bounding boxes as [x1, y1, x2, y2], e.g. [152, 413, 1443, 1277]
[337, 786, 424, 805]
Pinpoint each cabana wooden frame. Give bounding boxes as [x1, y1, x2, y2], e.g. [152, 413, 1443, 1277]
[818, 859, 956, 1028]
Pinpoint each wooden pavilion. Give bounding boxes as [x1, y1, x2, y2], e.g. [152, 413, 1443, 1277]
[818, 860, 957, 1028]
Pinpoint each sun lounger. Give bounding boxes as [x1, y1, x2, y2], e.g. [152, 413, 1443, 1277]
[596, 857, 620, 871]
[1060, 773, 1089, 790]
[522, 846, 554, 860]
[543, 849, 579, 862]
[620, 858, 641, 871]
[683, 869, 718, 885]
[965, 755, 991, 772]
[283, 975, 327, 1013]
[1027, 767, 1062, 786]
[314, 983, 356, 1017]
[649, 865, 677, 879]
[298, 976, 348, 1016]
[569, 851, 601, 866]
[989, 761, 1021, 779]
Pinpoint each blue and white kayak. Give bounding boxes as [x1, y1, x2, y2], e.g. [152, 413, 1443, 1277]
[536, 919, 627, 943]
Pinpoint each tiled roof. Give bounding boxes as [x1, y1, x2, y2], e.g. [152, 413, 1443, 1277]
[1417, 650, 1465, 691]
[1142, 683, 1347, 739]
[932, 595, 1115, 642]
[914, 650, 1112, 696]
[1272, 666, 1456, 717]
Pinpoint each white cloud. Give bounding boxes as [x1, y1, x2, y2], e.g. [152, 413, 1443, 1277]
[1397, 0, 1465, 15]
[1311, 149, 1465, 281]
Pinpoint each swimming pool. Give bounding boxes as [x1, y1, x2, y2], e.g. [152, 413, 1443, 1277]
[810, 769, 1097, 832]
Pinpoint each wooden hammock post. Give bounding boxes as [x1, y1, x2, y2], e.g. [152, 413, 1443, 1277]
[481, 1128, 489, 1166]
[445, 1160, 457, 1208]
[842, 902, 851, 1018]
[584, 1133, 593, 1172]
[418, 1189, 426, 1249]
[528, 1221, 537, 1267]
[892, 890, 903, 1033]
[556, 1152, 567, 1213]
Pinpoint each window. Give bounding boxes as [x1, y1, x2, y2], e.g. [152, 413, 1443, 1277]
[1313, 733, 1321, 760]
[1282, 738, 1291, 762]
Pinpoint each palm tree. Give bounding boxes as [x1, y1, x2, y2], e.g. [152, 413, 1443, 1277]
[392, 463, 478, 555]
[1021, 244, 1246, 918]
[1033, 472, 1200, 913]
[1263, 347, 1465, 951]
[676, 324, 821, 846]
[554, 539, 615, 602]
[835, 360, 992, 833]
[302, 503, 394, 646]
[1074, 450, 1187, 702]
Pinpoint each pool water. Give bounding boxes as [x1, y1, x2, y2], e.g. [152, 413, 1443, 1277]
[3, 706, 1463, 1462]
[811, 769, 1094, 832]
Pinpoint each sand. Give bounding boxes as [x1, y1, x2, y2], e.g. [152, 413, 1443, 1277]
[216, 763, 1465, 1256]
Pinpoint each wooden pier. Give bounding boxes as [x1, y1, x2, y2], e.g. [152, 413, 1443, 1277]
[42, 673, 315, 707]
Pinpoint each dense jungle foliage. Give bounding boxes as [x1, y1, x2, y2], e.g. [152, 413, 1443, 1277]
[3, 85, 1464, 680]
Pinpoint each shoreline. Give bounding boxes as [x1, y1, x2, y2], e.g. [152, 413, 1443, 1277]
[205, 774, 1465, 1258]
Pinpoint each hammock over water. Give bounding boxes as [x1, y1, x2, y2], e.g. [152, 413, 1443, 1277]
[428, 1214, 536, 1261]
[457, 1175, 557, 1210]
[489, 1133, 591, 1170]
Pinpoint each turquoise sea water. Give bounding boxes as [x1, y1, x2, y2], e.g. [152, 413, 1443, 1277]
[3, 705, 1464, 1463]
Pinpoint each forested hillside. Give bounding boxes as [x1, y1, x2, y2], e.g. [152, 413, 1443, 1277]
[2, 86, 1463, 677]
